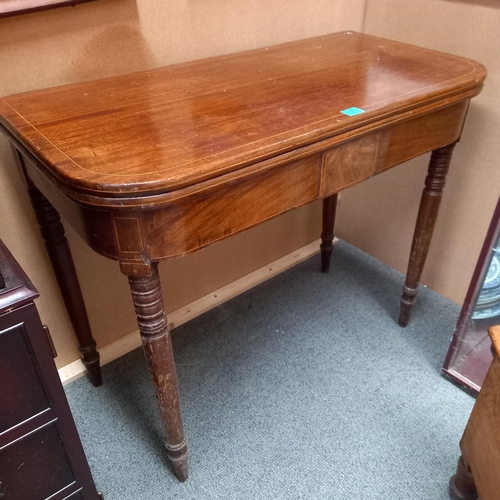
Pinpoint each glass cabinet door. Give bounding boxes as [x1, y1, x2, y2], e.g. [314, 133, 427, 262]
[443, 196, 500, 394]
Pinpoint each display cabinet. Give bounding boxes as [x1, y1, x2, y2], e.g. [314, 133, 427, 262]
[443, 196, 500, 394]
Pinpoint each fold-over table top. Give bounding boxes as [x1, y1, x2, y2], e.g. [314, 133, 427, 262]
[0, 32, 486, 198]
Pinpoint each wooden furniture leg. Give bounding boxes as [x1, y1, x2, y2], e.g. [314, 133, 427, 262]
[320, 193, 338, 273]
[128, 263, 188, 482]
[450, 455, 478, 500]
[26, 180, 103, 387]
[398, 142, 456, 327]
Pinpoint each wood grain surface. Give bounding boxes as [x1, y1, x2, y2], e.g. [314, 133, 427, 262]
[0, 32, 486, 200]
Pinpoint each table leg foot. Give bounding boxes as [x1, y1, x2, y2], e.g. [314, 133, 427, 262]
[320, 193, 338, 273]
[26, 177, 102, 386]
[398, 143, 456, 327]
[398, 285, 418, 327]
[80, 342, 103, 387]
[167, 442, 189, 482]
[128, 263, 188, 481]
[449, 455, 478, 500]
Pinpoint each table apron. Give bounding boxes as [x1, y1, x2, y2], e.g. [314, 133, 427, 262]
[20, 99, 468, 276]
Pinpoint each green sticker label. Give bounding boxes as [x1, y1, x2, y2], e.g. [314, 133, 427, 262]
[341, 107, 365, 117]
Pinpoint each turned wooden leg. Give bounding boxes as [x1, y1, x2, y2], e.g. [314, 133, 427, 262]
[398, 143, 456, 327]
[27, 181, 102, 387]
[320, 193, 338, 273]
[449, 455, 478, 500]
[128, 263, 188, 482]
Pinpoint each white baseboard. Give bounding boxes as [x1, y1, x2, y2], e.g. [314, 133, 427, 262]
[59, 237, 337, 386]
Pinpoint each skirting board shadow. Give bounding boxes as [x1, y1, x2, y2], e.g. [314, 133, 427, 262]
[59, 238, 335, 386]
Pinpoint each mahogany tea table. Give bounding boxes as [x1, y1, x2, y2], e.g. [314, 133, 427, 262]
[0, 32, 486, 481]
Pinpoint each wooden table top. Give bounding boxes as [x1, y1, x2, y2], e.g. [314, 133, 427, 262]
[0, 32, 486, 199]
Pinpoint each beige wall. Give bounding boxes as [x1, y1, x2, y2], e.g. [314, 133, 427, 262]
[0, 0, 365, 367]
[337, 0, 500, 305]
[2, 0, 496, 368]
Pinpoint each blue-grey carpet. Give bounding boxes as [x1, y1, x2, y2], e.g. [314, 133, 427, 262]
[65, 241, 473, 499]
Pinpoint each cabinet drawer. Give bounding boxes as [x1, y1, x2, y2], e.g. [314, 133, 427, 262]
[319, 101, 468, 198]
[0, 323, 50, 433]
[0, 421, 76, 500]
[65, 493, 85, 499]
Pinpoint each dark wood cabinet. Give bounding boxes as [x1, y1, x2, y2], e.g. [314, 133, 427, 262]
[0, 240, 102, 500]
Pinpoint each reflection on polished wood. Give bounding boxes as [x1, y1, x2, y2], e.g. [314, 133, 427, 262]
[0, 32, 486, 480]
